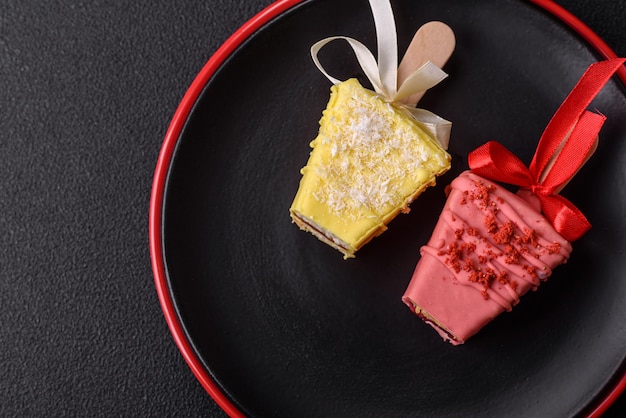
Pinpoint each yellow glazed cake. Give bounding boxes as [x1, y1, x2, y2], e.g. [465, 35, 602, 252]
[290, 78, 451, 258]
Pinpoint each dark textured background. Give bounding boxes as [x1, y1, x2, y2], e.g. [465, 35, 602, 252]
[0, 0, 624, 416]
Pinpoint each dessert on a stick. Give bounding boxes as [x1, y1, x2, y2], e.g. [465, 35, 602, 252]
[290, 0, 455, 258]
[402, 58, 626, 344]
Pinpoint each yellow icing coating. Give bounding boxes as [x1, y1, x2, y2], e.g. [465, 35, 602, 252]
[290, 78, 451, 258]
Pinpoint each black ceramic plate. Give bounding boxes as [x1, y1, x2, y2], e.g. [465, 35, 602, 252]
[150, 0, 626, 416]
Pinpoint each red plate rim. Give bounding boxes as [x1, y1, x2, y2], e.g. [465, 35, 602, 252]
[149, 1, 626, 417]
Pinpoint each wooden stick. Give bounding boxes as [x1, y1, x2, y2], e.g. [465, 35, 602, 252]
[397, 21, 456, 105]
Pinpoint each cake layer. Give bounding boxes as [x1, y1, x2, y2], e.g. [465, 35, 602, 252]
[402, 171, 572, 344]
[290, 78, 451, 258]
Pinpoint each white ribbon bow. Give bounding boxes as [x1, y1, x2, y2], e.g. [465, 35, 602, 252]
[310, 0, 451, 149]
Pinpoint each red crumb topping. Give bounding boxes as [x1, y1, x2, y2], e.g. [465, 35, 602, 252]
[546, 242, 561, 254]
[437, 177, 562, 301]
[467, 180, 495, 209]
[504, 245, 521, 264]
[484, 214, 498, 234]
[493, 221, 515, 244]
[520, 228, 539, 246]
[523, 264, 538, 279]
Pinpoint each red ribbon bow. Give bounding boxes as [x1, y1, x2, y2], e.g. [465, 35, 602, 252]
[468, 58, 625, 242]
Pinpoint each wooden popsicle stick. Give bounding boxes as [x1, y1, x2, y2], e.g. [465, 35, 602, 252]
[553, 135, 598, 193]
[397, 21, 456, 105]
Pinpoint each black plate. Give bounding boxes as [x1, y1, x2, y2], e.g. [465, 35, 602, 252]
[151, 0, 626, 416]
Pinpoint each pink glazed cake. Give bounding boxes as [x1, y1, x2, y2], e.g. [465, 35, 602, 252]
[402, 171, 571, 345]
[402, 58, 625, 345]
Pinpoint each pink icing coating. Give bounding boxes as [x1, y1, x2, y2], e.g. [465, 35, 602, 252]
[402, 171, 572, 345]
